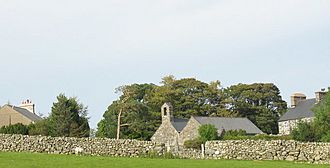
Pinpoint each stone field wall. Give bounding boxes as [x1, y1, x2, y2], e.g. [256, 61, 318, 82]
[0, 134, 164, 157]
[206, 140, 330, 164]
[0, 134, 329, 164]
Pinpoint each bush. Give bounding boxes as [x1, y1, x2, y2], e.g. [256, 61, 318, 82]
[198, 124, 218, 143]
[28, 120, 50, 136]
[0, 123, 29, 135]
[320, 131, 330, 142]
[291, 122, 320, 142]
[221, 134, 292, 141]
[184, 138, 203, 149]
[221, 129, 246, 139]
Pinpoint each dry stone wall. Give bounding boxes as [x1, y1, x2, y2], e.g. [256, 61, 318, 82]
[0, 134, 330, 164]
[206, 140, 330, 164]
[0, 134, 164, 157]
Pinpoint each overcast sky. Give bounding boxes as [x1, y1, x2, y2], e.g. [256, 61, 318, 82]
[1, 0, 330, 128]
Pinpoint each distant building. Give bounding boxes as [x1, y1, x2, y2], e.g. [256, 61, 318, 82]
[0, 100, 42, 127]
[278, 89, 328, 135]
[151, 103, 263, 147]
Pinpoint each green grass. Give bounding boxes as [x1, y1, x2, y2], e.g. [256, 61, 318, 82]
[0, 152, 328, 168]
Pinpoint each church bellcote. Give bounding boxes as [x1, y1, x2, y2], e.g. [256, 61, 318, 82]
[161, 102, 173, 122]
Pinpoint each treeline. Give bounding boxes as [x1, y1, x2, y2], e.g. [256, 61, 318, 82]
[0, 94, 90, 138]
[96, 76, 287, 140]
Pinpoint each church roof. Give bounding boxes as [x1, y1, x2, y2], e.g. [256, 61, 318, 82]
[192, 116, 263, 134]
[279, 99, 316, 122]
[171, 118, 189, 132]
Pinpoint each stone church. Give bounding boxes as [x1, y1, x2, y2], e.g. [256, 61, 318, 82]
[151, 103, 263, 147]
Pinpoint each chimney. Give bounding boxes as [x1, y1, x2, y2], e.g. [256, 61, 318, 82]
[291, 93, 306, 108]
[19, 99, 35, 114]
[315, 88, 327, 103]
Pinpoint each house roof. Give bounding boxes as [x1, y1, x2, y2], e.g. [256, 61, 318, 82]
[192, 116, 263, 134]
[171, 118, 189, 132]
[3, 105, 42, 122]
[279, 99, 316, 122]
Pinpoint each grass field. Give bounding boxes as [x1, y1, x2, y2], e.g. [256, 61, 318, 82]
[0, 152, 328, 168]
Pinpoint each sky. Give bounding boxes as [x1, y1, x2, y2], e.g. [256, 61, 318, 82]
[1, 0, 330, 129]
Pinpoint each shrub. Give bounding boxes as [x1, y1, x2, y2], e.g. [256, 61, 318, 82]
[28, 119, 50, 136]
[184, 138, 203, 149]
[0, 123, 29, 135]
[198, 124, 218, 143]
[221, 129, 246, 140]
[291, 122, 320, 142]
[320, 131, 330, 142]
[221, 134, 292, 141]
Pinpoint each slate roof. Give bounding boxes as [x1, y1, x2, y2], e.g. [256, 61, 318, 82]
[279, 99, 316, 122]
[171, 118, 189, 132]
[193, 116, 263, 134]
[4, 105, 42, 122]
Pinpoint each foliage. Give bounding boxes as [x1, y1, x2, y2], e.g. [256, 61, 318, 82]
[313, 92, 330, 142]
[224, 83, 287, 134]
[48, 94, 90, 137]
[223, 129, 247, 137]
[320, 131, 330, 142]
[198, 124, 218, 143]
[146, 77, 233, 118]
[97, 76, 287, 140]
[0, 123, 29, 135]
[184, 138, 204, 149]
[28, 119, 51, 136]
[291, 122, 319, 142]
[96, 84, 158, 140]
[222, 134, 292, 141]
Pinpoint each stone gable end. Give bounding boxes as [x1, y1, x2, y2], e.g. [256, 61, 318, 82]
[179, 117, 201, 145]
[151, 118, 179, 147]
[0, 106, 33, 127]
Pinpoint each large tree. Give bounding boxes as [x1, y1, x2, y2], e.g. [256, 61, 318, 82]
[48, 94, 90, 137]
[145, 76, 233, 118]
[224, 83, 287, 134]
[96, 84, 158, 140]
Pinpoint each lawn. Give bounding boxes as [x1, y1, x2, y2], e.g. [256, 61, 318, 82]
[0, 152, 328, 168]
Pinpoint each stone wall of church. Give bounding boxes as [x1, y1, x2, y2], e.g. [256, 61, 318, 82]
[178, 117, 200, 145]
[150, 118, 179, 148]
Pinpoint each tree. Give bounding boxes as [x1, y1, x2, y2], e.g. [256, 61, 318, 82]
[28, 119, 51, 136]
[96, 84, 158, 140]
[198, 124, 218, 143]
[48, 94, 90, 137]
[291, 122, 319, 142]
[313, 91, 330, 142]
[146, 77, 232, 119]
[224, 83, 287, 134]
